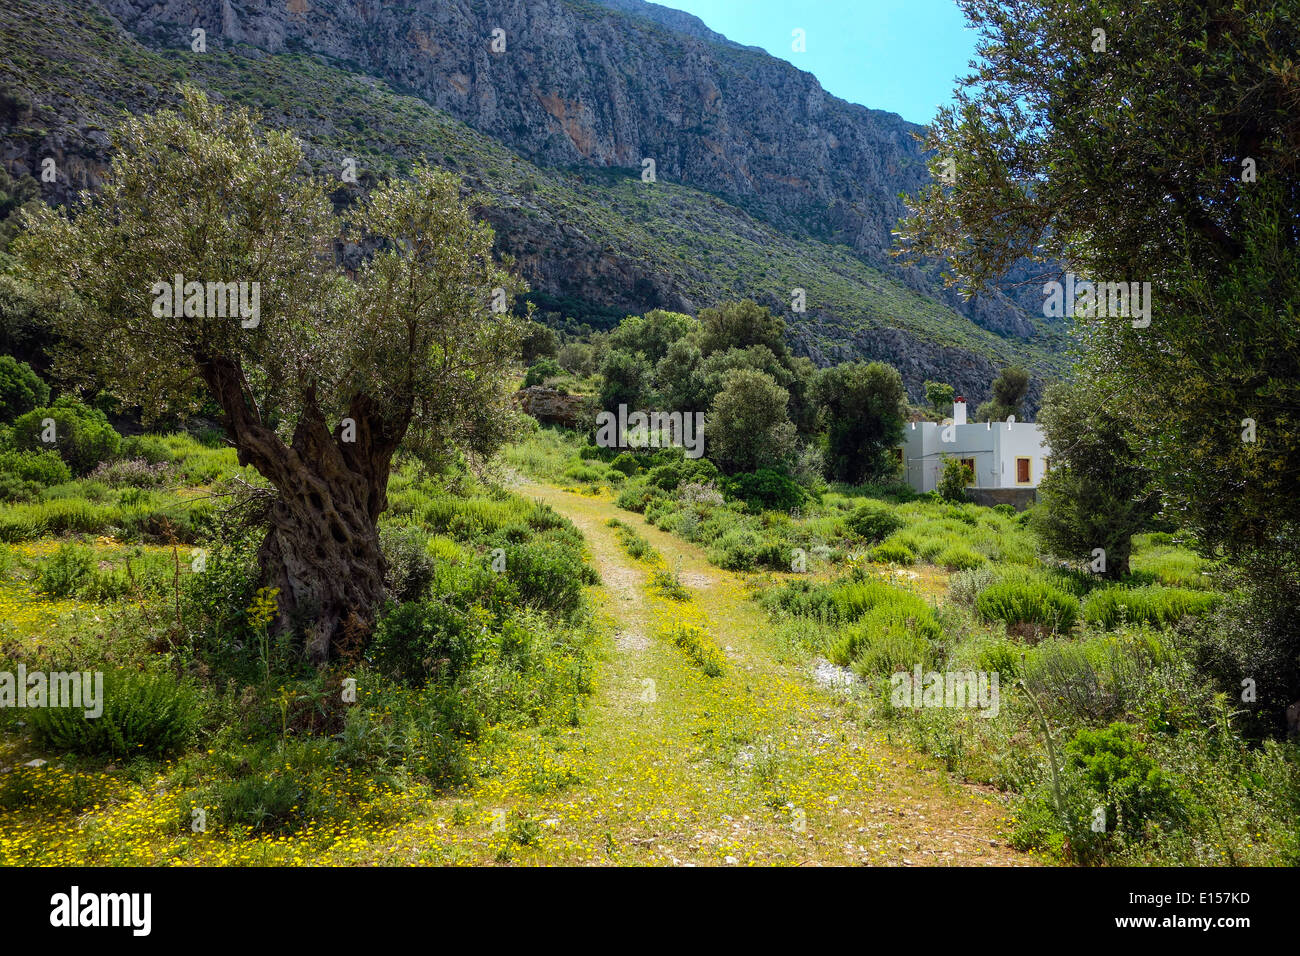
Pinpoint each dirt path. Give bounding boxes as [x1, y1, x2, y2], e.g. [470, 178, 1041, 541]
[370, 483, 1033, 866]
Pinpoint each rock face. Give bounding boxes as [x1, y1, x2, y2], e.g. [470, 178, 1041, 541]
[512, 386, 592, 429]
[96, 0, 1041, 341]
[2, 0, 1060, 411]
[103, 0, 922, 252]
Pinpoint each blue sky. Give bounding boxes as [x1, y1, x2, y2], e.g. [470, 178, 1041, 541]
[655, 0, 978, 125]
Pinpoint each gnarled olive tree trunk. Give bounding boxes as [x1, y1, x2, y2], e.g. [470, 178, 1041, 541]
[202, 358, 407, 663]
[257, 453, 387, 665]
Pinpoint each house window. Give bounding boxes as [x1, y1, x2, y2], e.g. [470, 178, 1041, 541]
[1016, 457, 1032, 484]
[960, 457, 976, 486]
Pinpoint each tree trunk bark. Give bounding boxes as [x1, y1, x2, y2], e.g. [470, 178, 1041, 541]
[197, 357, 406, 665]
[257, 465, 387, 665]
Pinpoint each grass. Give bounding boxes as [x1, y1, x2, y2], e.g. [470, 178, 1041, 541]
[657, 619, 727, 676]
[496, 425, 1293, 868]
[0, 436, 602, 866]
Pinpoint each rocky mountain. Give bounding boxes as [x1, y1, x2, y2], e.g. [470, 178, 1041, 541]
[0, 0, 1064, 408]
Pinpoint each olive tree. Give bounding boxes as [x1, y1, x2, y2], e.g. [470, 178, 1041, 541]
[706, 368, 797, 474]
[14, 89, 526, 662]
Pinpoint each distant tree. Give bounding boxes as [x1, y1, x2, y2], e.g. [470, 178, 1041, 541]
[924, 380, 955, 417]
[975, 366, 1030, 422]
[937, 457, 973, 503]
[697, 299, 790, 362]
[784, 355, 822, 435]
[815, 361, 908, 485]
[12, 396, 120, 476]
[598, 349, 650, 411]
[0, 354, 48, 422]
[706, 368, 796, 474]
[1031, 382, 1158, 580]
[659, 341, 805, 423]
[523, 358, 562, 388]
[519, 321, 559, 363]
[608, 309, 696, 364]
[13, 89, 526, 663]
[556, 341, 597, 377]
[652, 338, 705, 412]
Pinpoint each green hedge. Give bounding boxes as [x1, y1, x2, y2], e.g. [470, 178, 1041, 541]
[1081, 585, 1222, 630]
[976, 573, 1080, 633]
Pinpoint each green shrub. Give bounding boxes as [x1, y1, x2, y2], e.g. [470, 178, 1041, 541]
[562, 461, 607, 483]
[0, 449, 71, 501]
[829, 590, 942, 676]
[976, 573, 1080, 633]
[608, 518, 659, 562]
[936, 544, 987, 571]
[522, 358, 562, 387]
[615, 484, 656, 513]
[0, 498, 110, 541]
[1021, 636, 1154, 724]
[11, 399, 121, 475]
[577, 443, 618, 462]
[1063, 722, 1186, 839]
[367, 599, 477, 686]
[947, 566, 996, 607]
[943, 504, 978, 526]
[211, 771, 312, 834]
[722, 469, 808, 513]
[845, 501, 903, 542]
[658, 620, 725, 676]
[970, 636, 1021, 680]
[867, 540, 915, 565]
[417, 493, 567, 539]
[762, 578, 841, 620]
[119, 434, 175, 464]
[830, 579, 901, 620]
[706, 527, 762, 571]
[0, 449, 71, 486]
[649, 566, 690, 601]
[610, 452, 641, 476]
[379, 523, 436, 602]
[29, 667, 201, 758]
[937, 457, 973, 503]
[0, 355, 49, 423]
[1081, 585, 1221, 630]
[646, 456, 719, 492]
[182, 531, 261, 659]
[34, 543, 97, 597]
[503, 537, 594, 620]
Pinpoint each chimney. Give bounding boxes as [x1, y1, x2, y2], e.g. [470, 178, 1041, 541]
[952, 396, 967, 426]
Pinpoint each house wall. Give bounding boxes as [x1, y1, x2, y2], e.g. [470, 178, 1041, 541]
[995, 422, 1051, 488]
[898, 421, 1051, 493]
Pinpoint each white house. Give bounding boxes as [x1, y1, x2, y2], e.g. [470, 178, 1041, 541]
[895, 398, 1051, 495]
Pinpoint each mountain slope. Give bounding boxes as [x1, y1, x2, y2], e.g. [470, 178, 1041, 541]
[0, 0, 1065, 407]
